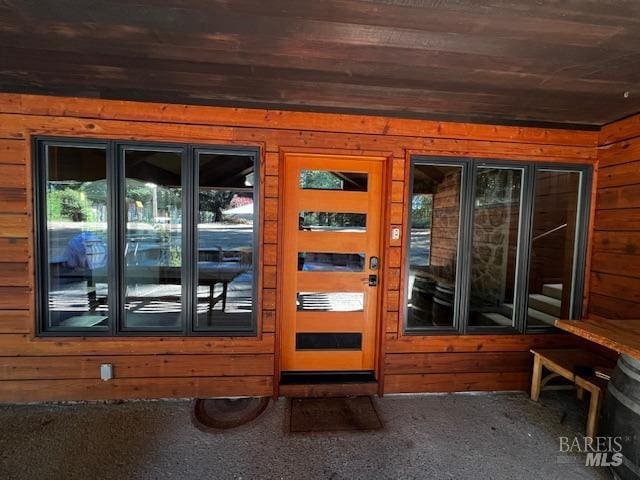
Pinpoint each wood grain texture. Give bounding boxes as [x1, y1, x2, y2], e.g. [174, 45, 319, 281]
[0, 93, 602, 401]
[0, 0, 638, 127]
[588, 114, 640, 320]
[600, 114, 640, 145]
[384, 371, 530, 394]
[0, 334, 275, 356]
[385, 351, 531, 374]
[0, 354, 274, 380]
[386, 333, 579, 354]
[0, 376, 274, 403]
[556, 319, 640, 359]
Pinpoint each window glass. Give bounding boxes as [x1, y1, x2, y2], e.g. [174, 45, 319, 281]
[468, 167, 523, 328]
[195, 153, 255, 332]
[407, 164, 463, 329]
[298, 253, 365, 272]
[527, 170, 581, 327]
[123, 149, 183, 330]
[44, 145, 109, 330]
[299, 170, 367, 191]
[299, 212, 366, 232]
[297, 292, 364, 312]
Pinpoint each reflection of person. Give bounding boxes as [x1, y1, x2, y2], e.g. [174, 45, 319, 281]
[63, 232, 107, 271]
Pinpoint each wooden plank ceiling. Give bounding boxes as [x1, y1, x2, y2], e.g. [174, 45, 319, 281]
[0, 0, 639, 128]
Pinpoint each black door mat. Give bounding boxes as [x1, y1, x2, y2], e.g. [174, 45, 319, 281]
[289, 396, 383, 433]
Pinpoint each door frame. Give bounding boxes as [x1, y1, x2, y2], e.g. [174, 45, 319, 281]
[275, 147, 393, 391]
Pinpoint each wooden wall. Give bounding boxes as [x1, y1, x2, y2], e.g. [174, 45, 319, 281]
[588, 114, 640, 319]
[0, 93, 599, 402]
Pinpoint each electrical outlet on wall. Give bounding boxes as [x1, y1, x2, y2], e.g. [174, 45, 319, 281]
[100, 364, 113, 381]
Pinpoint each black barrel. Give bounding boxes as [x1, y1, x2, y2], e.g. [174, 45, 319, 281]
[601, 355, 640, 480]
[432, 281, 454, 326]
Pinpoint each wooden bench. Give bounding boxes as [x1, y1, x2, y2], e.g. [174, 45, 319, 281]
[530, 348, 615, 438]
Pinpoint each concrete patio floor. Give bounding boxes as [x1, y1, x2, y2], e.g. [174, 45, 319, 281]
[0, 391, 610, 480]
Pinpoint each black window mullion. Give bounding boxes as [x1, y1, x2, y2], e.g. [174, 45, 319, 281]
[34, 140, 48, 334]
[115, 142, 126, 335]
[458, 159, 478, 335]
[513, 164, 535, 334]
[107, 140, 118, 336]
[571, 167, 592, 320]
[182, 147, 193, 335]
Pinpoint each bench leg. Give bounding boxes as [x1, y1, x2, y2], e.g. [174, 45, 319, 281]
[586, 388, 602, 439]
[531, 354, 543, 401]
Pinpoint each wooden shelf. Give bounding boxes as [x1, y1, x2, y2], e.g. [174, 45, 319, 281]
[555, 318, 640, 360]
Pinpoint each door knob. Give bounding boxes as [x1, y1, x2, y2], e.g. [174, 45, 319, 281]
[368, 274, 378, 287]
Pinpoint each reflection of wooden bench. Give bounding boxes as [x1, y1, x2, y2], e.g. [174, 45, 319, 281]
[530, 348, 615, 438]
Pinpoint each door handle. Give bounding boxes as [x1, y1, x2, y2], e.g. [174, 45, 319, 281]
[369, 256, 379, 271]
[368, 274, 378, 287]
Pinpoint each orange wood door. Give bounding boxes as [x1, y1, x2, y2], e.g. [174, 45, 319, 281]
[281, 153, 385, 372]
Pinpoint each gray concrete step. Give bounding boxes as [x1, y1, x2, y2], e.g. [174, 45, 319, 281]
[528, 294, 561, 318]
[503, 304, 558, 326]
[478, 312, 513, 327]
[542, 283, 563, 301]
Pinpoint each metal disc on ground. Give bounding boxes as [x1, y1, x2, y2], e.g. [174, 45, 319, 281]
[192, 397, 270, 431]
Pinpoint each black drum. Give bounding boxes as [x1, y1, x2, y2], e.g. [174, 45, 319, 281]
[432, 281, 454, 326]
[600, 355, 640, 480]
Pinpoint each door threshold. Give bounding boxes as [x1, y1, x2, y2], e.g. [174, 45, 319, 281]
[280, 371, 376, 385]
[279, 371, 378, 398]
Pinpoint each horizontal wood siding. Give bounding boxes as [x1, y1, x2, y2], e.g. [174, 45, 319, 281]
[0, 93, 598, 402]
[589, 114, 640, 320]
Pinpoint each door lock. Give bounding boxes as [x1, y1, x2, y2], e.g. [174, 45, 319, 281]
[369, 256, 379, 270]
[368, 274, 378, 287]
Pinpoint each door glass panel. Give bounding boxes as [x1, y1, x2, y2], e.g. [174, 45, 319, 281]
[299, 212, 366, 232]
[407, 164, 463, 329]
[123, 149, 183, 330]
[298, 252, 365, 272]
[297, 292, 364, 312]
[296, 333, 362, 350]
[44, 145, 109, 330]
[468, 167, 523, 328]
[527, 170, 581, 327]
[299, 170, 367, 191]
[195, 153, 255, 332]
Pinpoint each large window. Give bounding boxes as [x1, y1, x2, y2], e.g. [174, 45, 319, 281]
[406, 162, 464, 331]
[405, 157, 590, 335]
[35, 139, 259, 336]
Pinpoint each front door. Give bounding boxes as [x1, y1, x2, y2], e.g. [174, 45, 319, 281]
[281, 153, 384, 372]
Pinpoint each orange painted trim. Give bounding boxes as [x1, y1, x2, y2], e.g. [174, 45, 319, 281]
[0, 93, 599, 147]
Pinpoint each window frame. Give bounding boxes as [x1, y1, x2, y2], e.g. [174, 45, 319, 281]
[34, 136, 260, 337]
[404, 156, 469, 335]
[403, 155, 592, 336]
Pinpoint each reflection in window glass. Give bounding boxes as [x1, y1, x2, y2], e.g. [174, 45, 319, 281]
[299, 170, 367, 191]
[45, 146, 109, 330]
[123, 149, 183, 330]
[299, 212, 366, 232]
[468, 167, 523, 328]
[407, 164, 462, 329]
[527, 170, 581, 327]
[297, 292, 364, 312]
[196, 153, 255, 332]
[298, 252, 365, 272]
